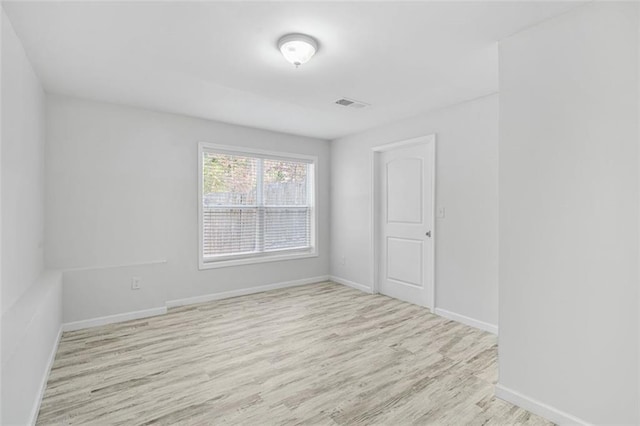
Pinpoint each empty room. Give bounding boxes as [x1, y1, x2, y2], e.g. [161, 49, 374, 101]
[1, 1, 639, 425]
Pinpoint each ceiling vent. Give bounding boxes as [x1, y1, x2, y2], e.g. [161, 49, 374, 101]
[335, 98, 370, 109]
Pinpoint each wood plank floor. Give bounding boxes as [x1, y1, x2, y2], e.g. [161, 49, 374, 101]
[37, 282, 551, 425]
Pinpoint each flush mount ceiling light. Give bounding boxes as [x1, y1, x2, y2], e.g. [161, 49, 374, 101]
[278, 33, 318, 68]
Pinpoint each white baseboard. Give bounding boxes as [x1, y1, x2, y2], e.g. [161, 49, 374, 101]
[329, 275, 374, 294]
[165, 275, 330, 308]
[434, 307, 498, 335]
[62, 306, 167, 332]
[61, 276, 330, 330]
[495, 383, 591, 426]
[29, 325, 63, 426]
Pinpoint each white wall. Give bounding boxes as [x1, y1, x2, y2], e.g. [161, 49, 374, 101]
[331, 94, 499, 330]
[1, 9, 45, 315]
[497, 3, 639, 424]
[45, 95, 330, 322]
[1, 10, 4, 420]
[1, 8, 62, 425]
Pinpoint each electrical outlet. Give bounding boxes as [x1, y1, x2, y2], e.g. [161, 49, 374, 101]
[131, 277, 141, 290]
[437, 207, 446, 219]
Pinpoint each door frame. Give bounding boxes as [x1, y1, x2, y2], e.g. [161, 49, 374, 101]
[370, 134, 436, 311]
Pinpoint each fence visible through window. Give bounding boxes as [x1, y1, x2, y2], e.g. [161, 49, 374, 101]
[201, 150, 313, 261]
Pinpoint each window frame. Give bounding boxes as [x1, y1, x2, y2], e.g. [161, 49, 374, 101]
[198, 142, 318, 270]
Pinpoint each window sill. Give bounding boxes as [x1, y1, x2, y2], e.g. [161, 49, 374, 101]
[199, 250, 318, 270]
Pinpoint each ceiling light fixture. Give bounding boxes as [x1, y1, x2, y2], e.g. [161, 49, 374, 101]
[277, 33, 318, 68]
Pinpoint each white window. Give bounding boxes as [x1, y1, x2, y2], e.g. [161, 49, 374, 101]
[198, 143, 317, 269]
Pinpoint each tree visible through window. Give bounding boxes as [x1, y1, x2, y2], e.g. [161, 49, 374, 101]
[200, 146, 315, 265]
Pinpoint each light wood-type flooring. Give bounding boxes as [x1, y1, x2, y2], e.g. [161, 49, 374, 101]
[37, 282, 551, 425]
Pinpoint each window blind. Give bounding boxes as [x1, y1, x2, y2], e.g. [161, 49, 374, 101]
[201, 150, 313, 262]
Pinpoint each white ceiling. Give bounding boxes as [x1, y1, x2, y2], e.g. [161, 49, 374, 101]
[3, 1, 580, 140]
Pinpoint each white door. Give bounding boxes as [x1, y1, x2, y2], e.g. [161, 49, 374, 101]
[378, 141, 434, 309]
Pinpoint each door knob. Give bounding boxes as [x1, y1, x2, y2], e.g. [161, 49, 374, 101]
[426, 231, 431, 238]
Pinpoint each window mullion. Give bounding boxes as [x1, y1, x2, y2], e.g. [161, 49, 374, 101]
[306, 163, 314, 248]
[256, 159, 265, 253]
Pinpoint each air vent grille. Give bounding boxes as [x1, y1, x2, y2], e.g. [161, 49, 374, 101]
[335, 98, 370, 109]
[335, 99, 354, 106]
